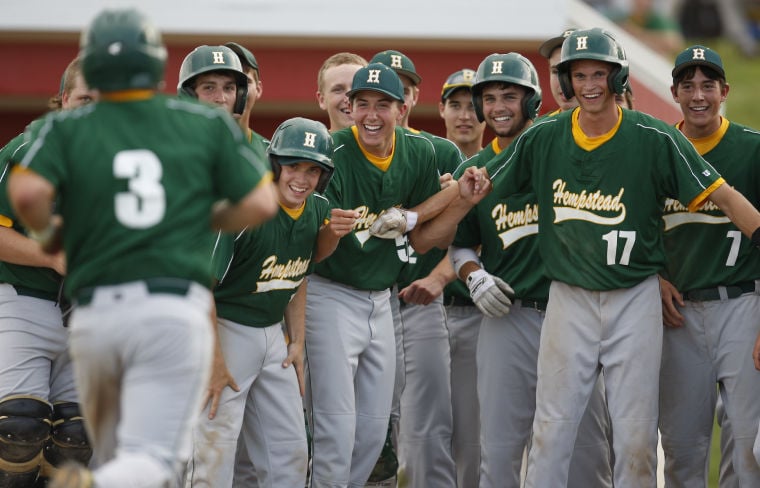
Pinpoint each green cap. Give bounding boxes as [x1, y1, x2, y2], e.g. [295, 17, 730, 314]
[538, 28, 578, 58]
[224, 41, 259, 73]
[672, 45, 725, 79]
[347, 62, 405, 102]
[441, 68, 476, 101]
[370, 49, 422, 85]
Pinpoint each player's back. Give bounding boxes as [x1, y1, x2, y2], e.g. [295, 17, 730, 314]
[22, 94, 268, 296]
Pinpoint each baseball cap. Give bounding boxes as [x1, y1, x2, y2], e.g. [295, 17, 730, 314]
[370, 50, 422, 85]
[224, 41, 259, 73]
[672, 45, 725, 79]
[538, 28, 578, 59]
[346, 62, 405, 102]
[441, 68, 476, 102]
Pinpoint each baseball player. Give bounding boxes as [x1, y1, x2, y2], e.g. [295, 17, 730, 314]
[304, 62, 483, 488]
[538, 28, 579, 116]
[369, 49, 463, 487]
[436, 68, 486, 488]
[439, 68, 484, 159]
[658, 45, 760, 486]
[316, 52, 368, 133]
[8, 7, 277, 487]
[185, 118, 357, 488]
[0, 56, 97, 487]
[223, 41, 270, 164]
[472, 28, 760, 487]
[449, 52, 611, 488]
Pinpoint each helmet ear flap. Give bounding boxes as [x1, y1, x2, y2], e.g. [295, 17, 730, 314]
[269, 156, 282, 182]
[233, 85, 248, 115]
[522, 90, 542, 120]
[558, 68, 574, 101]
[608, 64, 630, 95]
[472, 88, 486, 123]
[316, 169, 333, 194]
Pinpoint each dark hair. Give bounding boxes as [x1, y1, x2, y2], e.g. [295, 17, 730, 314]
[673, 65, 725, 88]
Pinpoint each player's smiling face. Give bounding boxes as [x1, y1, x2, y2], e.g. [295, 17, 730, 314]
[481, 82, 528, 138]
[318, 63, 364, 131]
[193, 72, 239, 115]
[350, 90, 406, 157]
[570, 59, 615, 114]
[440, 89, 484, 146]
[672, 67, 727, 138]
[277, 161, 322, 209]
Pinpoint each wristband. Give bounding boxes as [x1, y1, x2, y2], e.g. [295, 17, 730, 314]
[753, 227, 760, 249]
[405, 210, 418, 232]
[450, 246, 480, 276]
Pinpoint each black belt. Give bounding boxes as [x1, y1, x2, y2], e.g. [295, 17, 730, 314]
[76, 278, 193, 306]
[443, 295, 474, 307]
[683, 281, 757, 302]
[12, 285, 58, 302]
[518, 298, 548, 312]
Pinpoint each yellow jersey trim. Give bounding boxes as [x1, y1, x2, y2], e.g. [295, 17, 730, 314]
[100, 89, 155, 102]
[351, 125, 394, 172]
[571, 106, 623, 151]
[677, 117, 728, 155]
[689, 177, 725, 212]
[0, 214, 12, 228]
[280, 201, 305, 220]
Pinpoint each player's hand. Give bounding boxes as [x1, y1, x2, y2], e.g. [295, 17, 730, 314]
[204, 347, 240, 420]
[466, 268, 513, 318]
[369, 207, 417, 239]
[458, 167, 491, 204]
[326, 208, 359, 238]
[439, 172, 456, 190]
[658, 275, 684, 328]
[398, 275, 445, 306]
[49, 250, 66, 276]
[30, 214, 64, 254]
[283, 341, 305, 397]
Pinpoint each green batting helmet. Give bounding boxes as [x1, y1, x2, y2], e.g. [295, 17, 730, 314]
[268, 117, 335, 194]
[177, 45, 248, 115]
[557, 27, 629, 99]
[79, 8, 167, 93]
[472, 53, 542, 122]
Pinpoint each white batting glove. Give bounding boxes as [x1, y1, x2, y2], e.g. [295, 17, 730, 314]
[369, 207, 418, 239]
[466, 268, 514, 318]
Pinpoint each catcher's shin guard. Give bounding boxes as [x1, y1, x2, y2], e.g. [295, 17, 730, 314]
[0, 395, 52, 487]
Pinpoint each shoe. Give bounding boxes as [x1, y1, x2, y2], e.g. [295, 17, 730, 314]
[48, 462, 93, 488]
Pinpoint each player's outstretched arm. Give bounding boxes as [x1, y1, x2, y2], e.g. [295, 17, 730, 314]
[410, 167, 491, 254]
[212, 179, 278, 232]
[315, 208, 359, 263]
[658, 275, 684, 328]
[283, 281, 307, 397]
[708, 183, 760, 240]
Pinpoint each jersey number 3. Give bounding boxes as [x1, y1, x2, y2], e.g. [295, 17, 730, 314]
[114, 150, 166, 228]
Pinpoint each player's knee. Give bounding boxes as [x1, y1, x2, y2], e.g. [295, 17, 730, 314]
[44, 402, 93, 468]
[0, 395, 52, 486]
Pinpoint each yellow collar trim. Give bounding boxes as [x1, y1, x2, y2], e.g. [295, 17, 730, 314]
[351, 125, 394, 172]
[571, 106, 623, 151]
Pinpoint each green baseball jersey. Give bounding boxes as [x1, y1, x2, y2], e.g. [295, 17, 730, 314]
[485, 108, 723, 291]
[453, 140, 549, 300]
[248, 130, 270, 169]
[396, 129, 464, 292]
[213, 194, 330, 327]
[662, 119, 760, 290]
[315, 126, 440, 290]
[21, 95, 271, 298]
[0, 123, 62, 296]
